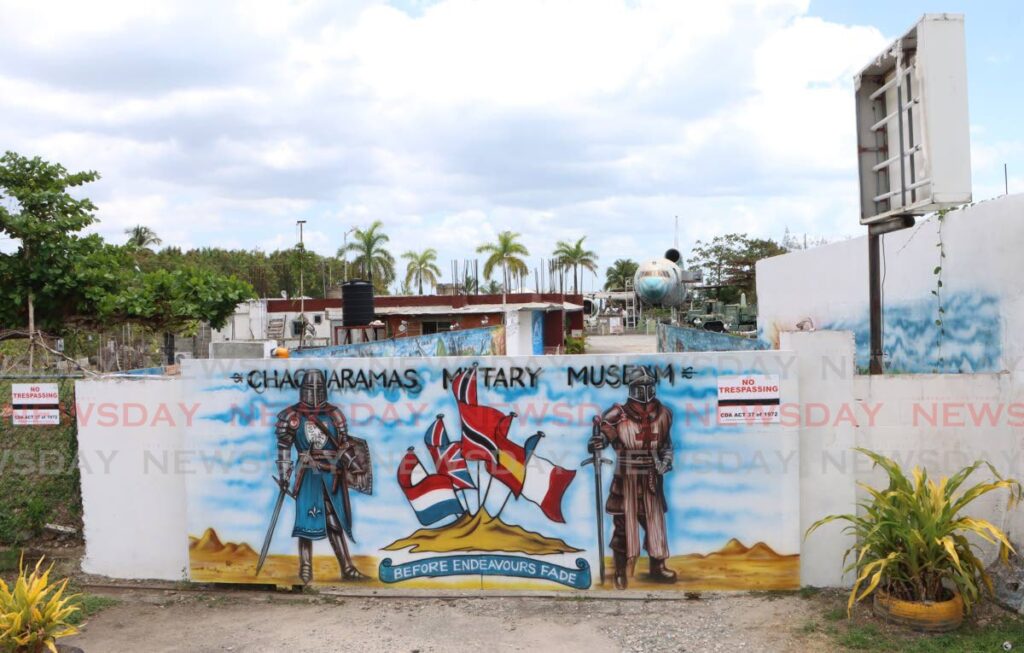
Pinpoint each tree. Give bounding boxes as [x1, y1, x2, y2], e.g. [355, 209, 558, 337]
[481, 279, 503, 295]
[603, 258, 639, 291]
[552, 236, 598, 295]
[0, 152, 100, 345]
[339, 220, 395, 292]
[476, 231, 529, 296]
[686, 234, 786, 304]
[0, 152, 254, 352]
[125, 225, 162, 250]
[402, 248, 442, 295]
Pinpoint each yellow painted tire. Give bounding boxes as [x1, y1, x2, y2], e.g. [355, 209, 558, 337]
[872, 590, 964, 632]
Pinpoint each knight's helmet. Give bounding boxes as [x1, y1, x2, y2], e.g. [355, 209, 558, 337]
[299, 369, 328, 407]
[626, 366, 657, 403]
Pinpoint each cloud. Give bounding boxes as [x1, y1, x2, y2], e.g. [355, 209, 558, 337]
[0, 0, 899, 275]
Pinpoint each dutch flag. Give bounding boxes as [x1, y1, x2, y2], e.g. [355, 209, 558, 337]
[397, 448, 465, 526]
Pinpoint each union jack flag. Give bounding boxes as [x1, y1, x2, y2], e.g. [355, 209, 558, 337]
[424, 415, 475, 490]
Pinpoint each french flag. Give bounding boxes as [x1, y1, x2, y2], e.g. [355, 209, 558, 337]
[397, 449, 465, 526]
[520, 454, 576, 523]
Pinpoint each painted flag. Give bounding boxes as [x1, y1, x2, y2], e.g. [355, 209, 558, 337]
[424, 415, 475, 490]
[521, 454, 576, 523]
[397, 449, 465, 526]
[451, 366, 479, 405]
[453, 366, 541, 496]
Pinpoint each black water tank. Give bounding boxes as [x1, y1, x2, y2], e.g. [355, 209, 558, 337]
[342, 280, 375, 326]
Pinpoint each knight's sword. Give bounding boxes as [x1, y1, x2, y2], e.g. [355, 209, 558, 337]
[581, 416, 612, 585]
[255, 478, 289, 576]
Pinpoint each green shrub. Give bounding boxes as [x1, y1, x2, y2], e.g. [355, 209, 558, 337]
[807, 448, 1022, 615]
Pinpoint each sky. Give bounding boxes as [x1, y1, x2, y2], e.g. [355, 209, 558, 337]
[1, 0, 1020, 290]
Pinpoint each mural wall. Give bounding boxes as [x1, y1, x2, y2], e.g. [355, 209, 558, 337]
[822, 291, 1001, 373]
[657, 324, 767, 354]
[291, 326, 505, 359]
[183, 353, 799, 591]
[757, 195, 1024, 374]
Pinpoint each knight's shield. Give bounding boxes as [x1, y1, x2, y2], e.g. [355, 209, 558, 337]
[346, 436, 373, 495]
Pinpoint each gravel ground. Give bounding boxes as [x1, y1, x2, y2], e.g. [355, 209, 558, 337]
[585, 335, 657, 355]
[65, 589, 829, 652]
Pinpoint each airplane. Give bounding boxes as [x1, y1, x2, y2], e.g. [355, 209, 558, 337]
[633, 248, 702, 308]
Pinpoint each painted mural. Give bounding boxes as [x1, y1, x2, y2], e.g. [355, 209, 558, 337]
[531, 311, 545, 355]
[183, 352, 800, 591]
[291, 326, 505, 359]
[821, 291, 1001, 373]
[657, 324, 767, 354]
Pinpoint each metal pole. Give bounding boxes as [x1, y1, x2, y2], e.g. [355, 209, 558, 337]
[868, 232, 884, 375]
[868, 215, 914, 375]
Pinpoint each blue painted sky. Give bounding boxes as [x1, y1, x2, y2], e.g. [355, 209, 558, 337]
[1, 1, 1018, 282]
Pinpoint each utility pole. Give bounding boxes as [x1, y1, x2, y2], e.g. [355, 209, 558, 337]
[297, 220, 306, 350]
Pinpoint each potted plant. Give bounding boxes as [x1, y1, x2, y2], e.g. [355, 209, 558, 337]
[807, 448, 1022, 632]
[0, 555, 80, 652]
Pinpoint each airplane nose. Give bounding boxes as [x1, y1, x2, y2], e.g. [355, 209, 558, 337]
[636, 276, 669, 302]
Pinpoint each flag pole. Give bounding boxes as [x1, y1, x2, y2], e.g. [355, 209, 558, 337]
[479, 411, 517, 511]
[475, 461, 483, 514]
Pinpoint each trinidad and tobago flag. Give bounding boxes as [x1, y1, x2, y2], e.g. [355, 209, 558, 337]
[397, 448, 465, 526]
[452, 367, 541, 497]
[424, 415, 475, 490]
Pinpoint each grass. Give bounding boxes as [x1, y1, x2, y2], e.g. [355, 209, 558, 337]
[65, 593, 121, 626]
[805, 595, 1024, 652]
[0, 374, 82, 546]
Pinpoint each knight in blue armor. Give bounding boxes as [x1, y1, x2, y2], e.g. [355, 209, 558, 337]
[275, 369, 371, 584]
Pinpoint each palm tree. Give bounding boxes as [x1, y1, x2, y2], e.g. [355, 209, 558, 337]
[402, 248, 442, 295]
[552, 236, 598, 294]
[125, 225, 161, 250]
[604, 258, 639, 291]
[476, 231, 529, 298]
[338, 220, 395, 287]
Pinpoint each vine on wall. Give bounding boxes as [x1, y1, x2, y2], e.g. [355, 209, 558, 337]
[932, 209, 947, 370]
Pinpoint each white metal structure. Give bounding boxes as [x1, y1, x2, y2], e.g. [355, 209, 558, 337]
[855, 14, 971, 224]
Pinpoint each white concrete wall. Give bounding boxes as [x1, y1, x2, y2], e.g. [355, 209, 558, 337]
[783, 330, 857, 587]
[757, 193, 1024, 374]
[853, 373, 1024, 550]
[503, 310, 534, 356]
[76, 378, 189, 580]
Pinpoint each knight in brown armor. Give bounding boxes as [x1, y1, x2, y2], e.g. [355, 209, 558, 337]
[589, 366, 677, 589]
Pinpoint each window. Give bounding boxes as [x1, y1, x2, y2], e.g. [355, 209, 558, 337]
[313, 314, 323, 325]
[421, 320, 453, 335]
[291, 320, 304, 336]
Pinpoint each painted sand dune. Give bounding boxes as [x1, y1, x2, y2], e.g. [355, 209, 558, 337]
[383, 508, 581, 555]
[601, 538, 799, 591]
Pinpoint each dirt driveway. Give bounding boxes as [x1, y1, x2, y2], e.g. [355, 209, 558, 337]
[65, 588, 830, 653]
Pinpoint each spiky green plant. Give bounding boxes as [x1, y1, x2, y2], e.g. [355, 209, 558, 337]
[807, 448, 1022, 615]
[0, 555, 80, 652]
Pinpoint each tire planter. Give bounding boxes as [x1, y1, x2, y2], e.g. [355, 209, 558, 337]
[872, 590, 964, 632]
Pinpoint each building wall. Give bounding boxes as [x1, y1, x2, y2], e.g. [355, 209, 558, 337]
[757, 194, 1024, 373]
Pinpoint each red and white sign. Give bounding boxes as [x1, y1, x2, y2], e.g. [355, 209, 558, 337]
[12, 383, 60, 425]
[717, 374, 780, 424]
